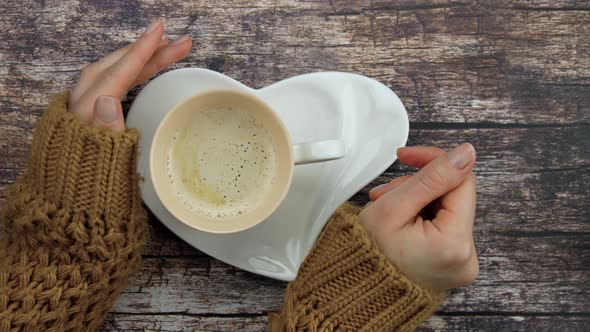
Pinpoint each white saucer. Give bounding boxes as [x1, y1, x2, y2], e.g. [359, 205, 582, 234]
[127, 69, 408, 281]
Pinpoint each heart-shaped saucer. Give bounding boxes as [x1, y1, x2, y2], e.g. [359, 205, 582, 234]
[127, 69, 408, 281]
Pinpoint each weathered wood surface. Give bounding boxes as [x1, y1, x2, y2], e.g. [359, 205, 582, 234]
[1, 0, 589, 331]
[102, 314, 590, 332]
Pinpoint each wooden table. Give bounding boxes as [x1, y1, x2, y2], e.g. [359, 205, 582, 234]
[1, 0, 589, 330]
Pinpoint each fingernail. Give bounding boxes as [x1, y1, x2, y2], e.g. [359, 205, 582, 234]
[172, 35, 189, 45]
[161, 34, 168, 41]
[145, 19, 161, 34]
[96, 96, 118, 123]
[448, 143, 475, 170]
[369, 183, 387, 194]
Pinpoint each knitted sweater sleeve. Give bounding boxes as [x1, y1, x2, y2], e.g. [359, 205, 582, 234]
[269, 203, 445, 331]
[0, 93, 148, 331]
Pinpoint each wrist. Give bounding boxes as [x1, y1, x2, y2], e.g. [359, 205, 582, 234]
[21, 93, 143, 231]
[274, 203, 446, 331]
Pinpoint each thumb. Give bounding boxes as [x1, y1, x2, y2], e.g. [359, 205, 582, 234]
[93, 95, 125, 132]
[378, 143, 476, 221]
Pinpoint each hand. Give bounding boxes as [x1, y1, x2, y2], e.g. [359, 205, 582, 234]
[360, 143, 479, 292]
[68, 19, 192, 131]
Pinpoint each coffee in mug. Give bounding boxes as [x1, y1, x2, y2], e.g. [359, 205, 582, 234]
[167, 105, 277, 218]
[151, 89, 345, 233]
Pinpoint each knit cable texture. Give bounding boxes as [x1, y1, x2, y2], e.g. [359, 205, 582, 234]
[0, 92, 148, 331]
[269, 203, 445, 331]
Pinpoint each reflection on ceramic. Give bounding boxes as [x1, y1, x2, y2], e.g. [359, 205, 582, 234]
[127, 69, 409, 281]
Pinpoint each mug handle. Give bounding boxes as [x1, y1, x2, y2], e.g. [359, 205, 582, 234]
[293, 139, 346, 165]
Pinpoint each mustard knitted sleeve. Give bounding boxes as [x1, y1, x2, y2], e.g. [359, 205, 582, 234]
[0, 93, 148, 331]
[269, 203, 445, 331]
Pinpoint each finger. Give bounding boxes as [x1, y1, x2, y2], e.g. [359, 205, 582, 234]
[130, 35, 192, 87]
[369, 146, 446, 201]
[70, 35, 169, 103]
[368, 175, 412, 201]
[71, 20, 164, 118]
[97, 19, 165, 95]
[375, 143, 476, 221]
[158, 34, 169, 47]
[89, 35, 169, 73]
[397, 146, 445, 168]
[96, 35, 169, 70]
[93, 96, 125, 132]
[432, 172, 477, 233]
[90, 35, 170, 72]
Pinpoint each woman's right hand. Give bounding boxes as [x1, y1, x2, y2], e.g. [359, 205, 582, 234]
[360, 143, 479, 292]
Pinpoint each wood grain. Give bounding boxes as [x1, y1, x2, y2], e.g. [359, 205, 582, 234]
[102, 315, 269, 332]
[1, 0, 589, 330]
[101, 314, 590, 332]
[1, 0, 589, 126]
[111, 245, 590, 315]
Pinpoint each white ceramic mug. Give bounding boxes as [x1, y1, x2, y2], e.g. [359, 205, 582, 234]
[150, 89, 345, 233]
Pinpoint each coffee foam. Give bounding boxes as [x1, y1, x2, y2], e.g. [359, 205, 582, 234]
[166, 106, 277, 219]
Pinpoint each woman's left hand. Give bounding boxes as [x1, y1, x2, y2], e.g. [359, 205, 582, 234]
[68, 19, 192, 131]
